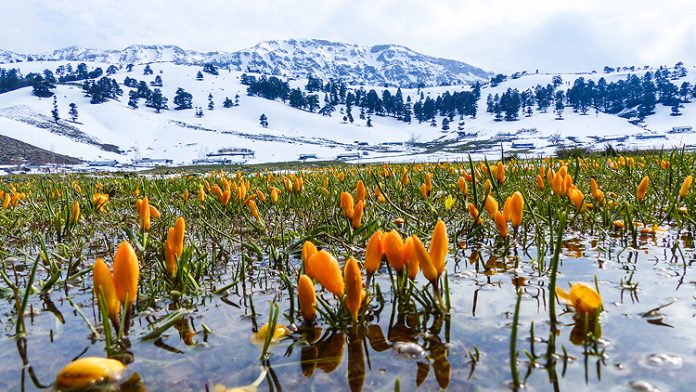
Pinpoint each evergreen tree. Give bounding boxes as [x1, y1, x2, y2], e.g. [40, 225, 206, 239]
[259, 113, 269, 128]
[223, 97, 234, 108]
[195, 107, 204, 118]
[555, 90, 565, 119]
[486, 94, 494, 113]
[30, 74, 55, 97]
[147, 88, 168, 113]
[173, 88, 193, 110]
[128, 90, 139, 109]
[441, 117, 450, 131]
[106, 65, 119, 75]
[152, 75, 163, 87]
[306, 94, 320, 112]
[671, 103, 682, 116]
[366, 116, 373, 127]
[196, 71, 204, 80]
[143, 64, 153, 75]
[318, 102, 335, 116]
[203, 63, 219, 75]
[208, 93, 214, 110]
[234, 94, 240, 106]
[126, 64, 134, 72]
[430, 117, 437, 127]
[68, 103, 78, 122]
[51, 96, 59, 122]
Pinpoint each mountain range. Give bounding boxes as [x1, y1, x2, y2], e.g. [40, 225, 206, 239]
[0, 39, 491, 88]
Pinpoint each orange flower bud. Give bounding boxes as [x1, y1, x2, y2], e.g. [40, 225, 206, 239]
[138, 197, 151, 230]
[93, 258, 120, 325]
[171, 217, 185, 257]
[510, 191, 524, 228]
[457, 176, 468, 194]
[247, 200, 261, 222]
[164, 237, 177, 277]
[356, 180, 367, 203]
[183, 189, 189, 203]
[495, 162, 505, 183]
[424, 172, 433, 193]
[382, 230, 405, 272]
[298, 274, 316, 322]
[149, 205, 160, 219]
[402, 236, 419, 280]
[468, 203, 482, 225]
[302, 241, 318, 279]
[308, 250, 344, 297]
[679, 175, 692, 199]
[568, 188, 584, 210]
[340, 192, 355, 219]
[536, 174, 544, 190]
[414, 183, 425, 199]
[112, 241, 139, 308]
[364, 230, 383, 276]
[483, 195, 498, 216]
[71, 201, 80, 224]
[411, 235, 437, 283]
[351, 200, 364, 229]
[637, 175, 649, 201]
[495, 211, 508, 237]
[344, 257, 363, 321]
[270, 187, 279, 204]
[429, 220, 448, 276]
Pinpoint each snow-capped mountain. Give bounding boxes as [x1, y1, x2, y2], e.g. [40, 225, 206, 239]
[208, 39, 491, 87]
[0, 39, 490, 87]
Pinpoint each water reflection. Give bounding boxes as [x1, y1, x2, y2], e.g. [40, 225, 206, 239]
[298, 313, 452, 390]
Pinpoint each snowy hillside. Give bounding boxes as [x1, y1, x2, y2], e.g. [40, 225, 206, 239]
[0, 39, 490, 88]
[1, 56, 696, 168]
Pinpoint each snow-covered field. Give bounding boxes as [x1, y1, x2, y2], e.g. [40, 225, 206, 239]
[1, 60, 696, 170]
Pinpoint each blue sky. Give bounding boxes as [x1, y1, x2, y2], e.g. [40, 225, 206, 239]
[2, 0, 695, 73]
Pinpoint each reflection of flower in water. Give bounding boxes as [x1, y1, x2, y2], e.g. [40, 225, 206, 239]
[569, 315, 602, 346]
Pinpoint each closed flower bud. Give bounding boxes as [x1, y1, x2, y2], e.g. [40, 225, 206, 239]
[302, 241, 318, 279]
[344, 257, 363, 321]
[298, 274, 316, 322]
[510, 191, 524, 228]
[494, 211, 508, 237]
[112, 241, 139, 308]
[679, 175, 692, 199]
[637, 175, 650, 201]
[308, 250, 344, 297]
[382, 230, 406, 272]
[364, 230, 383, 276]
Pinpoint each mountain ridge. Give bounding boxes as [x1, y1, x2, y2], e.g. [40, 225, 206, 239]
[0, 39, 490, 87]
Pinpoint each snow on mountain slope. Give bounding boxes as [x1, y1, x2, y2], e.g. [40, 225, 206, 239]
[1, 39, 490, 88]
[1, 59, 696, 167]
[0, 61, 445, 164]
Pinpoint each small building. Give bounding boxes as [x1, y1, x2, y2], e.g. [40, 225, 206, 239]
[668, 126, 694, 134]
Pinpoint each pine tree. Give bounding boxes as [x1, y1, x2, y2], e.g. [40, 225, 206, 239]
[671, 103, 682, 116]
[143, 64, 153, 75]
[223, 97, 233, 108]
[196, 71, 204, 81]
[126, 91, 138, 109]
[441, 117, 450, 131]
[51, 96, 59, 122]
[234, 94, 240, 106]
[259, 113, 269, 128]
[69, 103, 78, 122]
[430, 117, 437, 127]
[147, 88, 168, 113]
[366, 116, 373, 127]
[152, 75, 163, 87]
[173, 88, 193, 110]
[208, 93, 214, 110]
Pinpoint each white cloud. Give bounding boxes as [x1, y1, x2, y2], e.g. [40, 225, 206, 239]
[2, 0, 695, 73]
